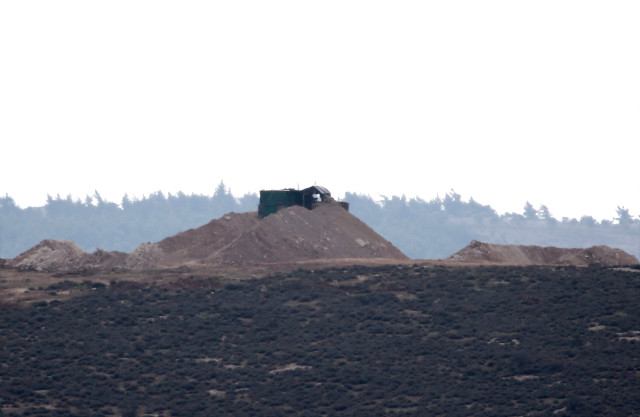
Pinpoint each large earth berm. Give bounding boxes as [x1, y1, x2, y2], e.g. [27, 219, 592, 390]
[448, 240, 639, 266]
[7, 201, 408, 273]
[127, 201, 408, 269]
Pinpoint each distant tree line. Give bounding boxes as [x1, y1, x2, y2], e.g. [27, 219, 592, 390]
[1, 184, 638, 260]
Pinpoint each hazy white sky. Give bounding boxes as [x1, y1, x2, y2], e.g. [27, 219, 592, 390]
[1, 0, 638, 221]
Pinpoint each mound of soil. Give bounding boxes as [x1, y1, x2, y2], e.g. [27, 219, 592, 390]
[127, 201, 408, 269]
[448, 240, 639, 266]
[7, 240, 128, 273]
[8, 240, 87, 272]
[207, 202, 406, 265]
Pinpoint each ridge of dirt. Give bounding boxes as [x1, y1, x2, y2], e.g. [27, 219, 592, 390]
[207, 203, 407, 266]
[448, 240, 639, 266]
[7, 240, 129, 273]
[8, 240, 84, 272]
[156, 211, 261, 265]
[134, 202, 408, 268]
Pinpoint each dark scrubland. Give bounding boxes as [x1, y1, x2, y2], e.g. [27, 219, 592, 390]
[1, 264, 640, 416]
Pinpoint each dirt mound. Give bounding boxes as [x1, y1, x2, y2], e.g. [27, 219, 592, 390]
[8, 240, 86, 272]
[124, 242, 166, 270]
[155, 211, 260, 266]
[84, 249, 128, 270]
[207, 203, 406, 265]
[7, 240, 129, 273]
[125, 201, 408, 269]
[448, 240, 639, 266]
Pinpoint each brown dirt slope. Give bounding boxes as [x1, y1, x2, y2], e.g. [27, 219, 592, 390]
[7, 240, 127, 273]
[207, 202, 407, 266]
[123, 211, 260, 269]
[127, 201, 408, 268]
[448, 240, 639, 266]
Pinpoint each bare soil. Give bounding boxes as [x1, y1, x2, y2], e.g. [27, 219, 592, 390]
[447, 240, 639, 266]
[129, 201, 409, 269]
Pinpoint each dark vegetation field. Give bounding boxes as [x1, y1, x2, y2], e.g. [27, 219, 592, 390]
[1, 264, 640, 416]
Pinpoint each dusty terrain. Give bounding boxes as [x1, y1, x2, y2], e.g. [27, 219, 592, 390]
[2, 263, 640, 415]
[1, 200, 637, 304]
[447, 240, 639, 266]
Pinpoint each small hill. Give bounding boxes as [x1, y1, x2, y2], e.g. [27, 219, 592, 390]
[7, 240, 86, 272]
[6, 239, 127, 273]
[127, 201, 408, 269]
[448, 240, 639, 266]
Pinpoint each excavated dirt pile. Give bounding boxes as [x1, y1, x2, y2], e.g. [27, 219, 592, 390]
[7, 240, 127, 273]
[128, 202, 408, 269]
[448, 240, 639, 266]
[8, 201, 407, 273]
